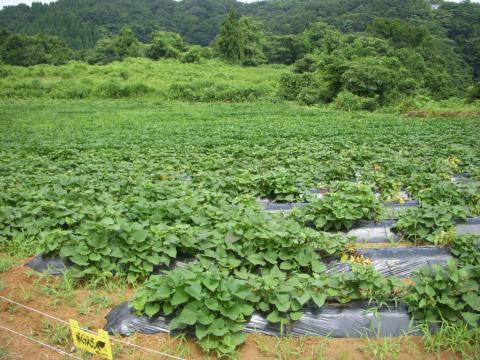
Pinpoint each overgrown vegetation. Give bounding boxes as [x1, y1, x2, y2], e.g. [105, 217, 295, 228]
[0, 0, 479, 110]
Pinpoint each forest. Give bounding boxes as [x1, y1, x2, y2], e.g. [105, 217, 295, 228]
[1, 0, 479, 109]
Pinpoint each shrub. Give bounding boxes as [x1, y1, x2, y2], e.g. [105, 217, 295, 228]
[293, 55, 318, 74]
[64, 83, 91, 99]
[95, 80, 128, 98]
[181, 47, 203, 64]
[94, 80, 153, 98]
[124, 83, 154, 97]
[168, 81, 266, 102]
[278, 72, 320, 101]
[333, 90, 379, 111]
[466, 83, 480, 103]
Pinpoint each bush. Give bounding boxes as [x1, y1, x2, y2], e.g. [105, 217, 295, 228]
[466, 83, 480, 103]
[125, 83, 154, 97]
[278, 73, 320, 101]
[63, 83, 91, 99]
[95, 80, 129, 98]
[168, 81, 266, 102]
[293, 55, 318, 74]
[181, 47, 203, 64]
[94, 80, 153, 98]
[333, 90, 379, 111]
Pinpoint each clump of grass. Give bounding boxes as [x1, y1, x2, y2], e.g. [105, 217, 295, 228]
[40, 320, 70, 348]
[0, 345, 10, 359]
[0, 255, 15, 273]
[254, 335, 330, 360]
[77, 293, 113, 316]
[359, 337, 402, 360]
[421, 322, 480, 360]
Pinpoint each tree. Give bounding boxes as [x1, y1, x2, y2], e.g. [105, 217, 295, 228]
[146, 31, 186, 60]
[263, 34, 308, 65]
[367, 18, 428, 48]
[0, 30, 72, 66]
[88, 27, 142, 64]
[214, 10, 265, 66]
[214, 9, 243, 63]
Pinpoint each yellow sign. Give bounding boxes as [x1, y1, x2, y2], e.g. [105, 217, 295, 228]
[69, 319, 113, 360]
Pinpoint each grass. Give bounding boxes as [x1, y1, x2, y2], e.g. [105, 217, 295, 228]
[0, 255, 15, 273]
[253, 335, 330, 360]
[156, 333, 193, 359]
[0, 346, 8, 359]
[0, 233, 39, 258]
[40, 319, 71, 348]
[359, 337, 403, 360]
[40, 271, 76, 303]
[0, 58, 285, 101]
[77, 293, 114, 316]
[421, 322, 480, 360]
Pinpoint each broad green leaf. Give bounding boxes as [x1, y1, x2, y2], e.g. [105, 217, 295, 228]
[176, 307, 197, 326]
[463, 292, 480, 311]
[145, 303, 160, 318]
[311, 293, 327, 308]
[171, 289, 189, 305]
[185, 283, 203, 300]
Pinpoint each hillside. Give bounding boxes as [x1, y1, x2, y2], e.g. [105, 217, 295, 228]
[0, 0, 436, 48]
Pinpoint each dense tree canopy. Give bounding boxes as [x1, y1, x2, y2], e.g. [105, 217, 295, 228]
[0, 0, 479, 104]
[0, 29, 72, 66]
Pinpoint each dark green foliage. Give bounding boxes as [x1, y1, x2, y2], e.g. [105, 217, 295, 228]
[434, 1, 480, 80]
[368, 18, 428, 49]
[467, 83, 480, 103]
[333, 90, 379, 111]
[168, 80, 266, 102]
[0, 0, 477, 83]
[145, 31, 186, 60]
[279, 17, 472, 107]
[214, 11, 265, 66]
[0, 30, 72, 66]
[263, 34, 308, 65]
[278, 72, 323, 103]
[214, 10, 243, 63]
[88, 27, 142, 64]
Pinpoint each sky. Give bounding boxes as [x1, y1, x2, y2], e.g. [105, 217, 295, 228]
[1, 0, 479, 9]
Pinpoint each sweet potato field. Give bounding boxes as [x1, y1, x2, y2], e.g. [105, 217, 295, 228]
[1, 99, 479, 359]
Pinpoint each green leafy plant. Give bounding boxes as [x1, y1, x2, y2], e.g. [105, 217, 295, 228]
[133, 264, 259, 357]
[297, 183, 382, 231]
[450, 235, 480, 266]
[255, 169, 305, 202]
[326, 263, 403, 304]
[248, 266, 327, 326]
[392, 204, 468, 244]
[405, 261, 480, 326]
